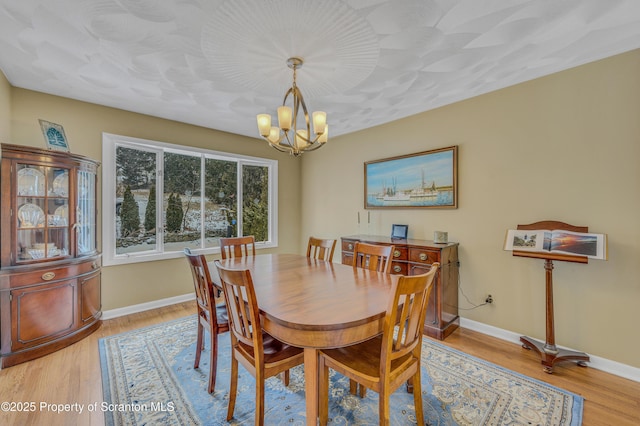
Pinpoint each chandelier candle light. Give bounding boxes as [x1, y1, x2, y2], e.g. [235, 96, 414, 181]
[257, 57, 328, 156]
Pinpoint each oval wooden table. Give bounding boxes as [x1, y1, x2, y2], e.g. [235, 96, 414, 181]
[210, 253, 393, 425]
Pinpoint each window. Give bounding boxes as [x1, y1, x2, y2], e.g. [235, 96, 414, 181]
[102, 133, 278, 265]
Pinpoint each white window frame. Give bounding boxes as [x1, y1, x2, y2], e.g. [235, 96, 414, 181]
[102, 133, 278, 266]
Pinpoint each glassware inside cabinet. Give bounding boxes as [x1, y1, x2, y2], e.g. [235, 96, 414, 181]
[50, 169, 69, 197]
[15, 165, 71, 263]
[76, 170, 96, 255]
[17, 165, 46, 196]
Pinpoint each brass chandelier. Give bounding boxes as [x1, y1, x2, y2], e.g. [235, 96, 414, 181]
[256, 57, 327, 156]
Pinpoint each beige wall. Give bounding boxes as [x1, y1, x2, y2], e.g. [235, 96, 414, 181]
[301, 50, 640, 368]
[0, 70, 10, 142]
[8, 89, 302, 310]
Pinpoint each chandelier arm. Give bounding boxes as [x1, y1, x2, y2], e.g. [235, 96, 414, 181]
[292, 86, 312, 137]
[282, 130, 295, 148]
[281, 87, 295, 108]
[301, 142, 325, 153]
[268, 141, 293, 153]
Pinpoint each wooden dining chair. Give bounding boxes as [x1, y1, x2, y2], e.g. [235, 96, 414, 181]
[318, 263, 439, 426]
[183, 248, 230, 393]
[214, 261, 304, 426]
[350, 241, 396, 396]
[352, 241, 394, 273]
[219, 235, 255, 259]
[306, 236, 337, 262]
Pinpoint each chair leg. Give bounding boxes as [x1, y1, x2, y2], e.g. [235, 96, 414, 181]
[255, 370, 265, 426]
[358, 384, 366, 398]
[282, 369, 290, 386]
[207, 332, 218, 394]
[319, 356, 329, 426]
[406, 377, 414, 393]
[349, 379, 357, 395]
[226, 356, 238, 421]
[412, 369, 424, 426]
[379, 385, 390, 426]
[194, 322, 203, 369]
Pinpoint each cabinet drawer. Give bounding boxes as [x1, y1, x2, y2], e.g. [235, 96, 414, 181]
[391, 262, 407, 275]
[5, 258, 101, 288]
[342, 240, 357, 252]
[391, 247, 407, 261]
[341, 252, 354, 266]
[409, 263, 436, 275]
[409, 248, 440, 264]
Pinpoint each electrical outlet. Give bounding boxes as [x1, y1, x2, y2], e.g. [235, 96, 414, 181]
[485, 294, 493, 304]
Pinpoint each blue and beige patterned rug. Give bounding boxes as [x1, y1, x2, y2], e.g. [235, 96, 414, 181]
[99, 315, 583, 425]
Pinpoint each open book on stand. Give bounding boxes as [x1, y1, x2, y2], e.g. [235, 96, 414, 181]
[504, 229, 608, 260]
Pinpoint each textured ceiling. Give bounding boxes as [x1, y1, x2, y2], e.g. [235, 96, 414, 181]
[1, 0, 640, 139]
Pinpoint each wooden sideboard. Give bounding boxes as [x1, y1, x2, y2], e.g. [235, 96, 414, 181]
[341, 235, 459, 340]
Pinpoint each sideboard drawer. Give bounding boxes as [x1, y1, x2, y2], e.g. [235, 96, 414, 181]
[409, 248, 440, 264]
[342, 240, 357, 252]
[341, 252, 354, 265]
[391, 261, 407, 275]
[392, 246, 407, 261]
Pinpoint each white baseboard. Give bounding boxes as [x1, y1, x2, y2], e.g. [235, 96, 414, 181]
[101, 293, 195, 320]
[460, 317, 640, 383]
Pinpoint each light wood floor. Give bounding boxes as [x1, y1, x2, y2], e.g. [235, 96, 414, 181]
[0, 301, 638, 425]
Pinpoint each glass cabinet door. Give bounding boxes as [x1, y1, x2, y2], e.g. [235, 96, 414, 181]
[16, 164, 70, 262]
[76, 169, 97, 255]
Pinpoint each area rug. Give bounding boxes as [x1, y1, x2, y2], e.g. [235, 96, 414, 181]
[99, 315, 583, 425]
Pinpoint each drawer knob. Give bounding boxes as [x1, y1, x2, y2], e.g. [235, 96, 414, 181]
[92, 262, 99, 269]
[419, 253, 428, 261]
[393, 250, 401, 258]
[42, 272, 56, 281]
[393, 265, 402, 273]
[348, 243, 353, 250]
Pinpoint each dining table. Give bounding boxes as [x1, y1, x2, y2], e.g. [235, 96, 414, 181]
[209, 253, 393, 425]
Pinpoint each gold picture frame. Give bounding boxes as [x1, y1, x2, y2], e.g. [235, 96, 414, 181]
[364, 145, 458, 209]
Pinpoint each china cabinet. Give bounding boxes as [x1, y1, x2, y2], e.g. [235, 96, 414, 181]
[341, 235, 459, 340]
[0, 143, 101, 368]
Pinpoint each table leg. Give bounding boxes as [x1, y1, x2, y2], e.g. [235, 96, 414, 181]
[304, 347, 319, 426]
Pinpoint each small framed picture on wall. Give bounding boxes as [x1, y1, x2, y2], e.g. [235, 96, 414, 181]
[39, 119, 70, 152]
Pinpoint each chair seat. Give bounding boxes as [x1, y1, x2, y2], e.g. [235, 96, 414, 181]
[237, 333, 304, 364]
[320, 335, 415, 383]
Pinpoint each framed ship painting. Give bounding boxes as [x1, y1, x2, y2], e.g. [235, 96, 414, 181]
[364, 146, 458, 209]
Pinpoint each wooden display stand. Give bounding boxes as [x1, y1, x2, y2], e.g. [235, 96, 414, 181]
[513, 221, 590, 374]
